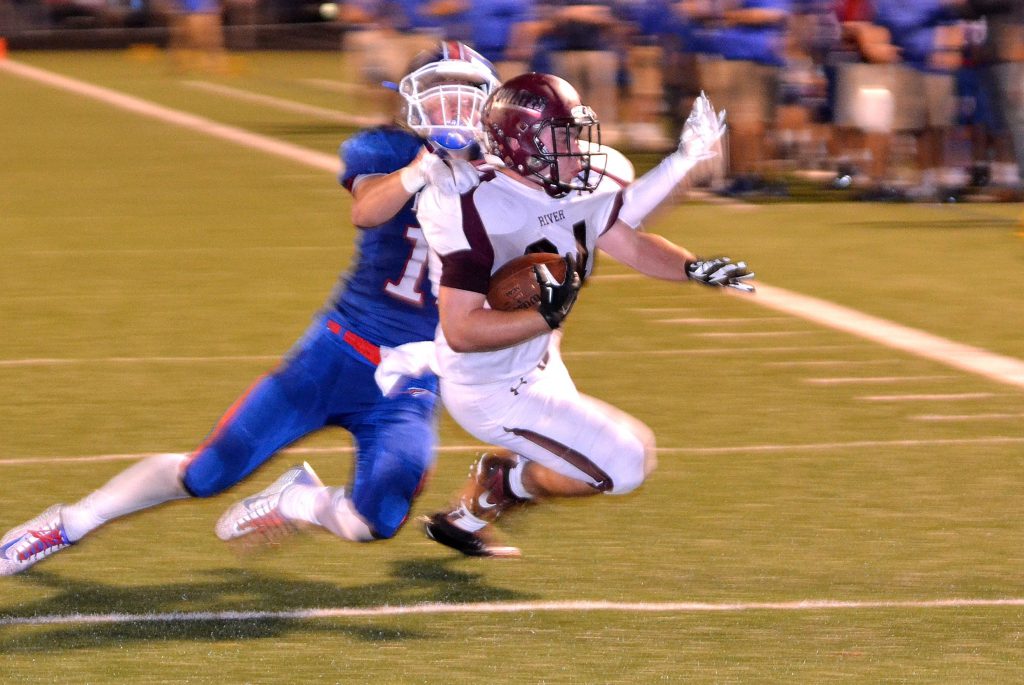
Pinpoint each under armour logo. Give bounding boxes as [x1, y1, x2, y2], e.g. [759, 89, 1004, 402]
[510, 378, 527, 395]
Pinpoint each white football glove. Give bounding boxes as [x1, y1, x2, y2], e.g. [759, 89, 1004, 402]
[685, 257, 755, 293]
[678, 91, 727, 162]
[400, 150, 480, 196]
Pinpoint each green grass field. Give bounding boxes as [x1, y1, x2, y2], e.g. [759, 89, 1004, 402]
[3, 50, 1024, 683]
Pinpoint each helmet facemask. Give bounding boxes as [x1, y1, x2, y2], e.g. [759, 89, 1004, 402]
[526, 105, 607, 198]
[399, 59, 499, 151]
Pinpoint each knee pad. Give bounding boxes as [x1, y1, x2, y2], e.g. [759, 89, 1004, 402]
[607, 428, 654, 496]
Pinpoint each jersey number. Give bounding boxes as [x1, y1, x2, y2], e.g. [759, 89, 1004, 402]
[384, 226, 429, 305]
[524, 220, 591, 281]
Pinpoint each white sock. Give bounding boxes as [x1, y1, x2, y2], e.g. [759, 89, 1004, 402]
[61, 453, 189, 542]
[278, 483, 327, 525]
[311, 487, 374, 541]
[507, 459, 533, 500]
[449, 503, 487, 533]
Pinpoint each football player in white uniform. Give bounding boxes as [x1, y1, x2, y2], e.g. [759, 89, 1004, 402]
[413, 73, 755, 557]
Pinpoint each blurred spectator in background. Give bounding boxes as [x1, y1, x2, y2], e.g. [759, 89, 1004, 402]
[874, 0, 966, 200]
[686, 0, 792, 196]
[827, 0, 902, 197]
[663, 2, 708, 137]
[774, 1, 833, 172]
[955, 15, 1020, 194]
[973, 0, 1024, 191]
[422, 0, 541, 81]
[168, 0, 226, 73]
[615, 0, 674, 149]
[340, 0, 440, 111]
[535, 1, 626, 143]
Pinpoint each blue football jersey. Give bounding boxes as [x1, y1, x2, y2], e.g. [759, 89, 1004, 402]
[327, 126, 438, 348]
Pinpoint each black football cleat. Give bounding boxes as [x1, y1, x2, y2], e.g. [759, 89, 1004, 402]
[420, 513, 520, 559]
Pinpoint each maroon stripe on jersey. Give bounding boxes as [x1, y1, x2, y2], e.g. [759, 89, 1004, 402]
[438, 186, 495, 294]
[504, 427, 614, 492]
[600, 190, 624, 236]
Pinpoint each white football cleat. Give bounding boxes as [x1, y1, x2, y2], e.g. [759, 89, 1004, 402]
[215, 462, 323, 543]
[0, 505, 73, 576]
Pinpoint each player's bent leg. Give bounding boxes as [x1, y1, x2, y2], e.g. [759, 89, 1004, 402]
[0, 451, 192, 575]
[420, 451, 529, 559]
[183, 361, 327, 498]
[346, 383, 439, 539]
[425, 361, 655, 557]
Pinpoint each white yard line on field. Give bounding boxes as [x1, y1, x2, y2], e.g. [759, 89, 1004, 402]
[4, 436, 1024, 465]
[5, 598, 1024, 626]
[912, 413, 1024, 422]
[858, 393, 998, 402]
[0, 60, 339, 173]
[182, 80, 388, 127]
[750, 285, 1024, 391]
[764, 359, 900, 367]
[685, 331, 813, 338]
[0, 355, 281, 368]
[300, 78, 379, 95]
[5, 61, 1024, 392]
[804, 375, 954, 385]
[650, 317, 791, 324]
[0, 346, 874, 367]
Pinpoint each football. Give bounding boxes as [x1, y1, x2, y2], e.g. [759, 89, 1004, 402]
[486, 253, 567, 312]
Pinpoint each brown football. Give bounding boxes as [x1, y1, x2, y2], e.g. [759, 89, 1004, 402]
[486, 253, 568, 311]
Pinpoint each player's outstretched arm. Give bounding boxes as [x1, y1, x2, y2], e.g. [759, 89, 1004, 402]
[617, 92, 727, 230]
[597, 221, 755, 293]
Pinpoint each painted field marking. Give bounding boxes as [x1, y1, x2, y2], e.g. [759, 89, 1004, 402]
[0, 355, 280, 368]
[5, 436, 1024, 466]
[183, 80, 387, 127]
[0, 346, 874, 367]
[300, 78, 377, 95]
[804, 375, 954, 385]
[0, 445, 476, 466]
[16, 246, 330, 257]
[5, 597, 1024, 627]
[764, 360, 900, 367]
[912, 413, 1024, 422]
[685, 331, 812, 338]
[858, 393, 997, 402]
[586, 273, 644, 281]
[0, 60, 339, 173]
[565, 345, 871, 357]
[650, 317, 790, 324]
[627, 307, 698, 314]
[750, 285, 1024, 391]
[4, 60, 1024, 393]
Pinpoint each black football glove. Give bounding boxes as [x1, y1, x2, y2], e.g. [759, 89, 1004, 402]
[535, 253, 581, 329]
[685, 257, 755, 293]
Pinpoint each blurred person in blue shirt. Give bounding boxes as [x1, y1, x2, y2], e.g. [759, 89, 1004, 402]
[421, 0, 540, 81]
[687, 0, 792, 195]
[874, 0, 968, 198]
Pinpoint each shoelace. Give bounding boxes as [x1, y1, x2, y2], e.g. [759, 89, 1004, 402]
[18, 527, 68, 561]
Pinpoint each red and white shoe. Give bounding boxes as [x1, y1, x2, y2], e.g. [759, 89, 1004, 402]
[215, 462, 322, 544]
[0, 505, 72, 576]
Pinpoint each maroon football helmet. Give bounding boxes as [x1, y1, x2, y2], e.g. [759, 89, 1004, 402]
[482, 73, 606, 198]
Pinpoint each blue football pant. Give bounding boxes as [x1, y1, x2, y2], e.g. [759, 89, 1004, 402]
[181, 316, 438, 539]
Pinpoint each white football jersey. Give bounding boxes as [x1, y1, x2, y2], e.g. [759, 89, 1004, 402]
[417, 167, 626, 384]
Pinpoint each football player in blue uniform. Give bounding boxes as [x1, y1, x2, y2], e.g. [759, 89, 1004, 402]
[0, 42, 500, 575]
